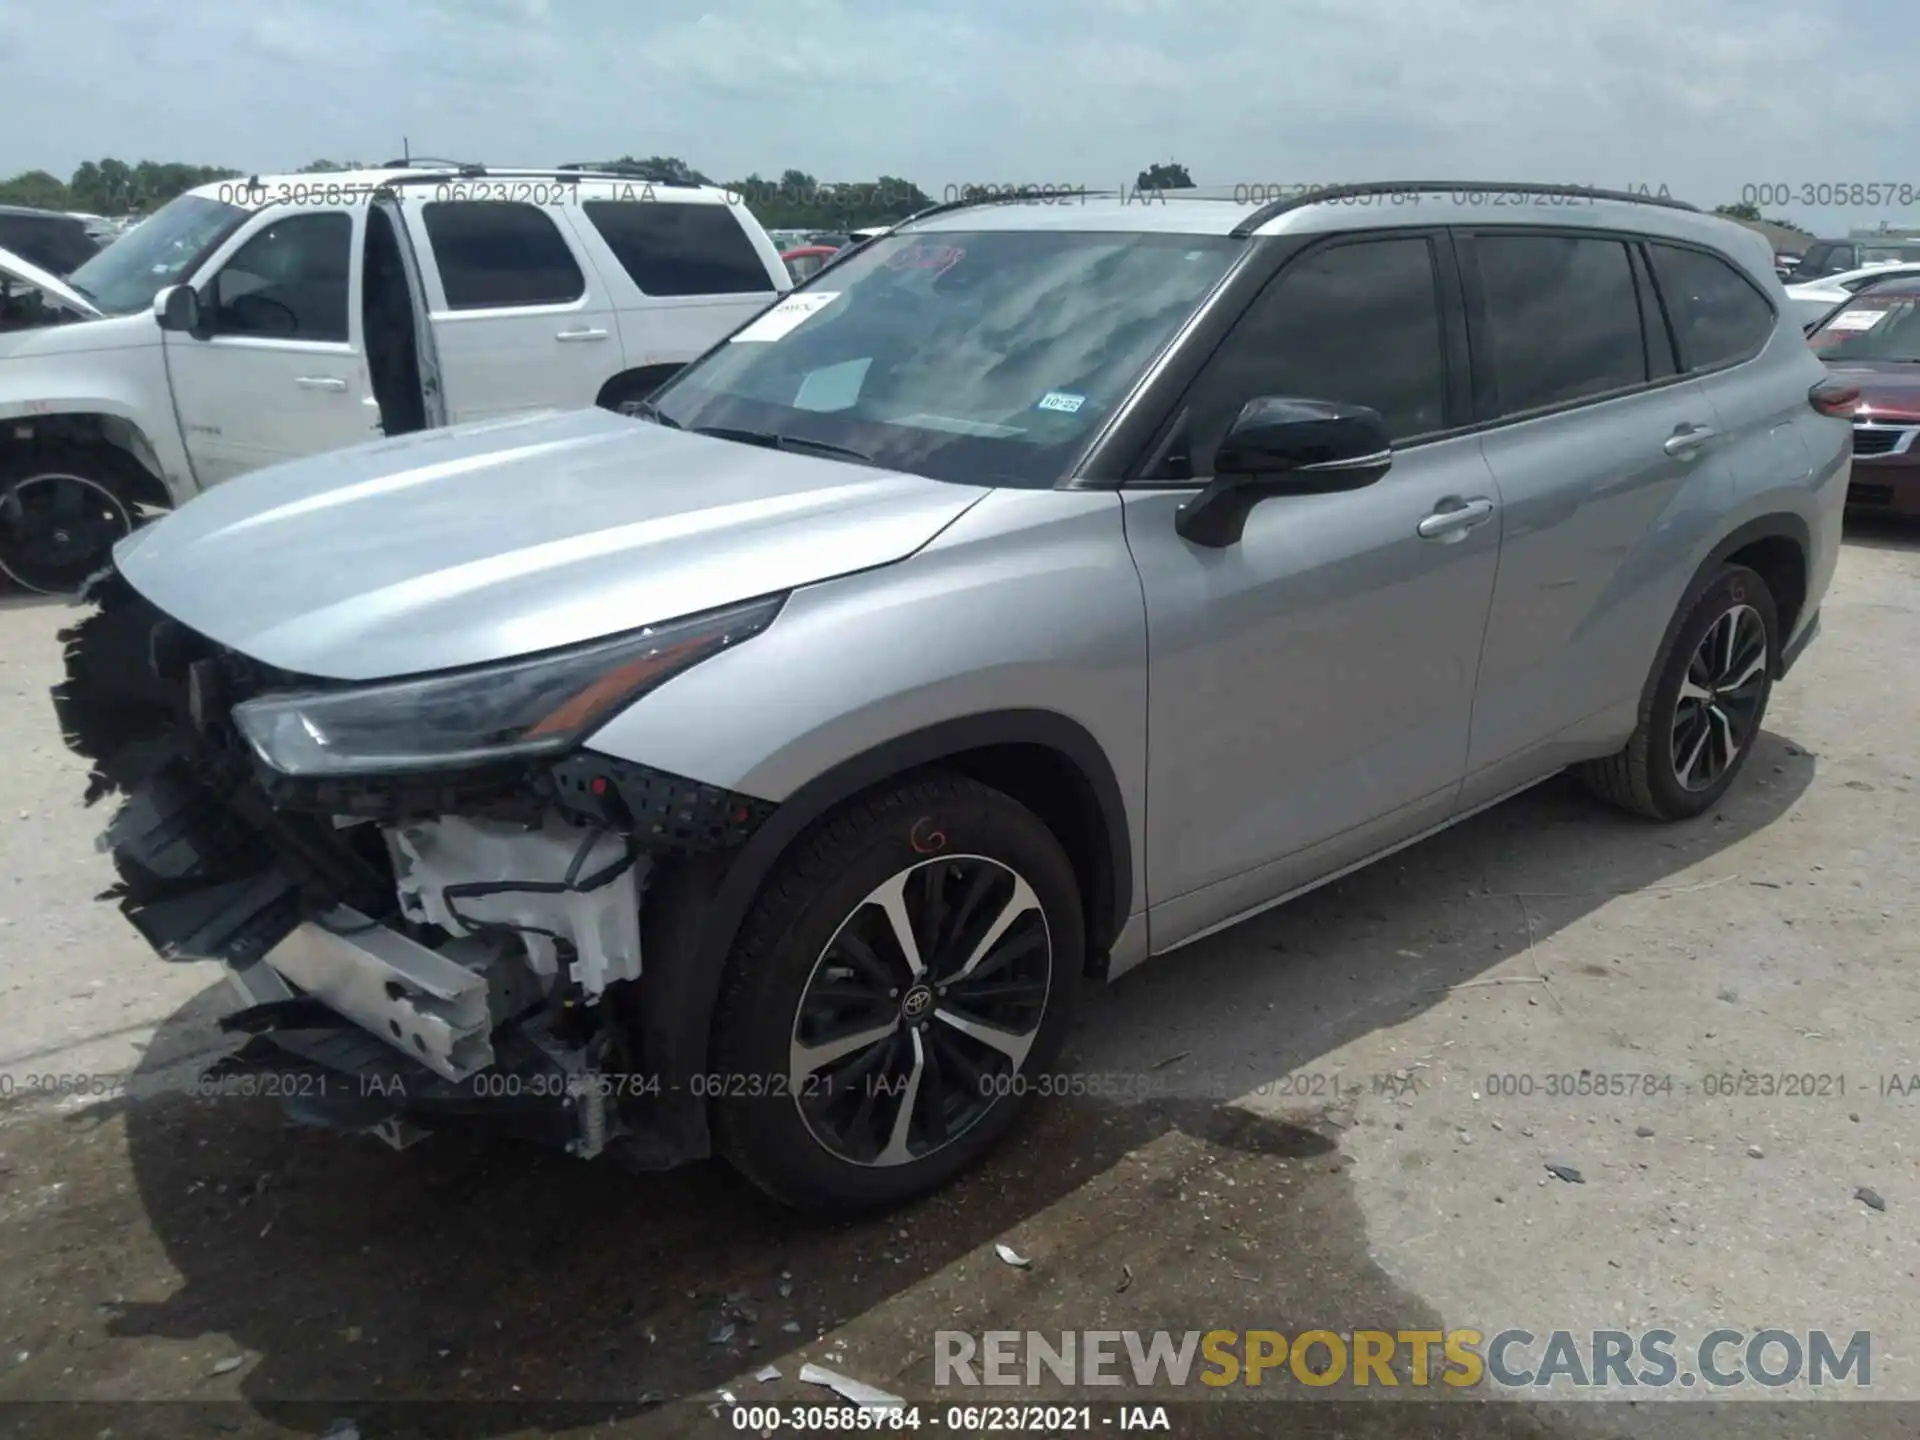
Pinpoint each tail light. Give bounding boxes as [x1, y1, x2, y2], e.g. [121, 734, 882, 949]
[1809, 379, 1860, 416]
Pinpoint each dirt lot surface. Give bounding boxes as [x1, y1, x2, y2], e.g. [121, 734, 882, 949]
[1, 522, 1917, 1439]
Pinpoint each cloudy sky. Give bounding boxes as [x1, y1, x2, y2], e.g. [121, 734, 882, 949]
[7, 0, 1917, 234]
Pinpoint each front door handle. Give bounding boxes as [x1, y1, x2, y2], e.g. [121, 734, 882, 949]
[295, 376, 348, 392]
[1417, 496, 1497, 540]
[555, 327, 609, 342]
[1663, 424, 1718, 456]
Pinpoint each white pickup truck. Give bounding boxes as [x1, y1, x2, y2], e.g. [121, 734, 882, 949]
[0, 164, 794, 592]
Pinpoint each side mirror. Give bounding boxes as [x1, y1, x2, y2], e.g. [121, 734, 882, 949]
[153, 284, 201, 334]
[1175, 397, 1394, 548]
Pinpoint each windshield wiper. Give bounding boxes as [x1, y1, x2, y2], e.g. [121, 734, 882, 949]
[690, 425, 876, 465]
[626, 400, 682, 428]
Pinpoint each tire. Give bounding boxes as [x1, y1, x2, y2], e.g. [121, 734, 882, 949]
[0, 445, 143, 596]
[1580, 564, 1778, 821]
[711, 771, 1084, 1211]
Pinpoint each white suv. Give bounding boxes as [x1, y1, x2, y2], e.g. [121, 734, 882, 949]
[0, 164, 792, 592]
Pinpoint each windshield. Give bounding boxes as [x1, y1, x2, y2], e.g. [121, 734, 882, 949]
[1860, 244, 1920, 266]
[649, 229, 1242, 486]
[1808, 291, 1920, 361]
[65, 193, 247, 314]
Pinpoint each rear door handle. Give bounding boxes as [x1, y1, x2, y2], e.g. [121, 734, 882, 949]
[1663, 424, 1718, 456]
[556, 327, 609, 342]
[1416, 496, 1497, 540]
[295, 376, 348, 392]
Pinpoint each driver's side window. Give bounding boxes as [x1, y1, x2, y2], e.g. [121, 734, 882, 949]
[1146, 236, 1448, 479]
[207, 212, 351, 342]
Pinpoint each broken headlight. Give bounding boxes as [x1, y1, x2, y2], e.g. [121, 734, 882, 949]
[230, 594, 786, 778]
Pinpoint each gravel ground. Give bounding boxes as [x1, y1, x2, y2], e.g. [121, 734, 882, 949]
[0, 521, 1915, 1439]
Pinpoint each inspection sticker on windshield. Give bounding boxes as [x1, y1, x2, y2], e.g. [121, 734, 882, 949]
[1036, 390, 1086, 414]
[1826, 308, 1891, 331]
[732, 292, 841, 343]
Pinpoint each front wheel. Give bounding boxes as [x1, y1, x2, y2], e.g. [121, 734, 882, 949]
[711, 773, 1083, 1211]
[0, 447, 141, 595]
[1580, 564, 1778, 820]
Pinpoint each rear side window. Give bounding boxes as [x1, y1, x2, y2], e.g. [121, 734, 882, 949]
[0, 215, 97, 275]
[1646, 243, 1774, 371]
[581, 201, 773, 296]
[1472, 235, 1647, 417]
[420, 201, 585, 309]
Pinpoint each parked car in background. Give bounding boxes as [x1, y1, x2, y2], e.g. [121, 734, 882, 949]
[0, 205, 100, 278]
[0, 164, 790, 593]
[781, 244, 840, 283]
[1788, 237, 1920, 281]
[1806, 276, 1920, 517]
[1783, 262, 1920, 327]
[1773, 251, 1802, 281]
[65, 211, 123, 247]
[55, 182, 1843, 1210]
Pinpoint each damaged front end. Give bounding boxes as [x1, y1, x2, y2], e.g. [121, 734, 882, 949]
[53, 570, 780, 1161]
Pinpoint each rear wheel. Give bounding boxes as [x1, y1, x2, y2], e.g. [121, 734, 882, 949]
[1580, 564, 1777, 820]
[0, 447, 142, 595]
[711, 772, 1083, 1211]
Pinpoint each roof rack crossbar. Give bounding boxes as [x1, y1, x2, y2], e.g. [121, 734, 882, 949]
[366, 166, 713, 192]
[555, 162, 699, 185]
[1229, 181, 1697, 237]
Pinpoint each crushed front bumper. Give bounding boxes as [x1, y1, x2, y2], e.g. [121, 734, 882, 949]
[52, 570, 773, 1162]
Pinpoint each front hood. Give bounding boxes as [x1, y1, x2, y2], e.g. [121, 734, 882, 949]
[1825, 360, 1920, 421]
[0, 243, 100, 317]
[114, 407, 989, 681]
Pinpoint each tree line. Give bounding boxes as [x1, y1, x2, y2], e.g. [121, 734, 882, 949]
[0, 154, 1197, 226]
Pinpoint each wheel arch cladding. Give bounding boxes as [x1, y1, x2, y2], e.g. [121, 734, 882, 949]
[622, 709, 1131, 1164]
[1706, 514, 1810, 671]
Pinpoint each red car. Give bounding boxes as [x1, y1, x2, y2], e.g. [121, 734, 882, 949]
[1807, 276, 1920, 516]
[781, 245, 840, 284]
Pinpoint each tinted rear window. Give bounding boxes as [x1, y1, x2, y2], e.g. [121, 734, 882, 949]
[0, 214, 97, 275]
[420, 201, 585, 309]
[1473, 235, 1647, 416]
[582, 201, 773, 296]
[1646, 243, 1775, 371]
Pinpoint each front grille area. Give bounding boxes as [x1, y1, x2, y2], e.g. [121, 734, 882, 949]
[52, 572, 392, 964]
[1848, 482, 1895, 507]
[1851, 424, 1914, 457]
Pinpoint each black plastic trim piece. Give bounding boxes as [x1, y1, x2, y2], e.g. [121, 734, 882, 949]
[1779, 608, 1820, 676]
[1701, 513, 1814, 676]
[550, 753, 777, 854]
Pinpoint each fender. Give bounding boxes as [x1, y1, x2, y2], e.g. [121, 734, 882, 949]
[0, 318, 198, 503]
[620, 709, 1131, 1167]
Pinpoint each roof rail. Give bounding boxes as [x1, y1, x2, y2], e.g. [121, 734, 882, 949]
[371, 166, 691, 192]
[1229, 181, 1697, 237]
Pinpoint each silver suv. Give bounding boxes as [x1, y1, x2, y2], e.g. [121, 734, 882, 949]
[54, 183, 1848, 1211]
